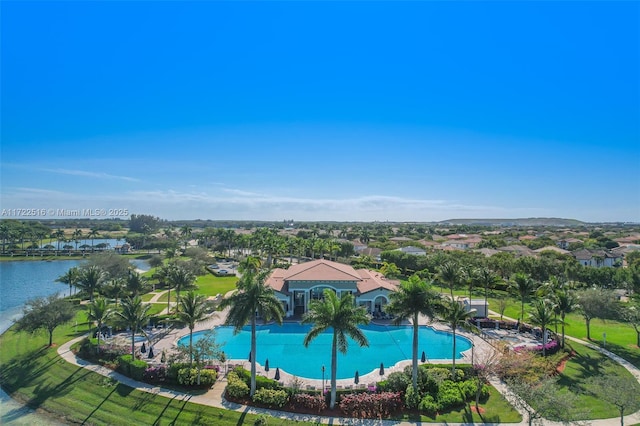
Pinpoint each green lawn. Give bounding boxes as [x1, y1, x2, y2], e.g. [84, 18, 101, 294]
[0, 312, 310, 426]
[193, 274, 238, 297]
[479, 290, 640, 369]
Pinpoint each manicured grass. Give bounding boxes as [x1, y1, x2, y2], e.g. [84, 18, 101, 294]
[483, 292, 640, 369]
[146, 303, 167, 316]
[0, 313, 311, 426]
[412, 385, 521, 424]
[153, 274, 238, 303]
[556, 342, 640, 419]
[193, 273, 238, 297]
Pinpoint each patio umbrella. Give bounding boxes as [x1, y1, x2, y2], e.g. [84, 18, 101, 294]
[140, 342, 146, 353]
[354, 371, 359, 384]
[379, 362, 385, 376]
[248, 351, 252, 362]
[421, 351, 426, 363]
[161, 350, 166, 363]
[274, 367, 280, 381]
[265, 359, 270, 372]
[148, 347, 154, 359]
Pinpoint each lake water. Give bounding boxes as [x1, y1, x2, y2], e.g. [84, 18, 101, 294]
[0, 258, 148, 425]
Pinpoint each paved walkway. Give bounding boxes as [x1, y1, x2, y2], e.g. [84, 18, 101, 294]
[56, 309, 640, 426]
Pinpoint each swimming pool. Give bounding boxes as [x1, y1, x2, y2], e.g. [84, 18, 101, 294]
[178, 323, 471, 380]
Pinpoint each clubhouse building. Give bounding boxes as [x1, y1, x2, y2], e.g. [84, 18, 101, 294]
[265, 259, 400, 318]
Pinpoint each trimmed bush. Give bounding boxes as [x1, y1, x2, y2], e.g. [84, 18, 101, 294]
[232, 366, 281, 390]
[378, 371, 410, 393]
[143, 365, 167, 383]
[117, 354, 148, 381]
[339, 391, 403, 418]
[252, 388, 289, 408]
[419, 394, 440, 416]
[226, 372, 250, 399]
[436, 381, 465, 410]
[404, 384, 421, 410]
[291, 393, 326, 412]
[177, 368, 218, 387]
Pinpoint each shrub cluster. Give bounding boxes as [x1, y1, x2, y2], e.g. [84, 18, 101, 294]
[291, 393, 326, 412]
[143, 365, 167, 383]
[226, 371, 250, 399]
[177, 367, 218, 387]
[252, 388, 289, 408]
[117, 354, 148, 381]
[338, 391, 403, 418]
[232, 366, 281, 390]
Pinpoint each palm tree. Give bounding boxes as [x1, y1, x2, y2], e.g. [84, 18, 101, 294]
[438, 261, 460, 299]
[438, 299, 476, 379]
[53, 228, 65, 253]
[553, 288, 577, 348]
[238, 255, 262, 275]
[56, 266, 81, 297]
[180, 224, 192, 251]
[102, 278, 126, 307]
[177, 290, 210, 364]
[386, 275, 441, 391]
[86, 297, 113, 354]
[475, 267, 502, 318]
[78, 265, 106, 301]
[88, 228, 100, 251]
[219, 270, 284, 397]
[510, 272, 536, 329]
[528, 298, 562, 356]
[115, 296, 152, 357]
[302, 290, 369, 409]
[126, 270, 146, 297]
[167, 265, 196, 313]
[72, 228, 83, 251]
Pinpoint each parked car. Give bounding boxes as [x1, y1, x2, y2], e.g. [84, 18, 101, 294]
[209, 264, 219, 269]
[217, 269, 229, 275]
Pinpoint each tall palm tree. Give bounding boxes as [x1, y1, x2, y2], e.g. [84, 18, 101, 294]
[475, 267, 502, 318]
[86, 297, 113, 353]
[72, 228, 83, 251]
[102, 278, 126, 307]
[438, 299, 476, 379]
[386, 275, 441, 391]
[56, 266, 81, 297]
[438, 261, 460, 299]
[180, 224, 193, 250]
[78, 265, 106, 301]
[528, 298, 562, 356]
[115, 296, 152, 357]
[510, 272, 536, 328]
[126, 270, 146, 297]
[88, 228, 100, 251]
[302, 290, 369, 409]
[53, 228, 65, 253]
[219, 270, 284, 397]
[177, 290, 210, 364]
[167, 265, 196, 313]
[553, 288, 577, 348]
[238, 255, 262, 275]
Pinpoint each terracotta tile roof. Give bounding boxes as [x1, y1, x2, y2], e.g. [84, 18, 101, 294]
[356, 269, 400, 294]
[264, 259, 399, 295]
[280, 259, 362, 281]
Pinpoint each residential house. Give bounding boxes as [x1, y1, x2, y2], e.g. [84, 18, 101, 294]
[572, 249, 623, 268]
[395, 245, 426, 256]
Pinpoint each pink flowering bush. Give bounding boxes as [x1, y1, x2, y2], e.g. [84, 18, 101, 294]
[339, 391, 403, 418]
[291, 393, 326, 412]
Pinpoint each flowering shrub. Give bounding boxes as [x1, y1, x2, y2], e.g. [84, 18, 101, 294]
[291, 393, 326, 412]
[514, 340, 560, 355]
[143, 365, 167, 383]
[252, 388, 289, 408]
[226, 371, 249, 399]
[339, 391, 403, 418]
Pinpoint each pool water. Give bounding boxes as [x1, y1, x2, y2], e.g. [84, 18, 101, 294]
[179, 323, 471, 380]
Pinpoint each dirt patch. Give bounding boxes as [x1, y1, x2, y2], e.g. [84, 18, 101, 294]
[556, 351, 576, 374]
[471, 406, 486, 414]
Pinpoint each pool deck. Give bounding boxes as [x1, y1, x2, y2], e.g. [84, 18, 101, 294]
[57, 306, 640, 426]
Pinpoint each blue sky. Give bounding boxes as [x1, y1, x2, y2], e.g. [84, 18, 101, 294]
[1, 1, 638, 223]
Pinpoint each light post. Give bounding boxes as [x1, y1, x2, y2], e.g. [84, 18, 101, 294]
[321, 365, 325, 394]
[471, 341, 475, 366]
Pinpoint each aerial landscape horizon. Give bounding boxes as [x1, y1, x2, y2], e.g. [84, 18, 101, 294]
[2, 1, 639, 224]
